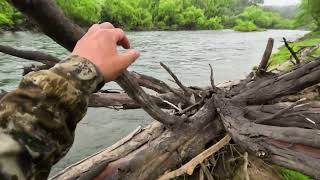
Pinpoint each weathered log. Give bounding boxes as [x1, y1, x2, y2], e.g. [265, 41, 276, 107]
[232, 59, 320, 104]
[215, 98, 320, 178]
[258, 38, 274, 73]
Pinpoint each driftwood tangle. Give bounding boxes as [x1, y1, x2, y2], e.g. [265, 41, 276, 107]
[1, 0, 320, 179]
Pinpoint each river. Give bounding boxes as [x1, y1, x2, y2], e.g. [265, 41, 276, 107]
[0, 30, 308, 176]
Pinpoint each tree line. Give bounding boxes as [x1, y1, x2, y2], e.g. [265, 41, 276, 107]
[0, 0, 319, 31]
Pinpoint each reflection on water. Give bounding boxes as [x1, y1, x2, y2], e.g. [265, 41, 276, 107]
[0, 30, 308, 175]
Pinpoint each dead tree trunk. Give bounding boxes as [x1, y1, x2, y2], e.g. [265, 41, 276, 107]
[2, 0, 320, 179]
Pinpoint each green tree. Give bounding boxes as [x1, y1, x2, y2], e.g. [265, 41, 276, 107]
[154, 0, 184, 29]
[235, 5, 294, 30]
[180, 6, 207, 29]
[296, 0, 320, 30]
[0, 0, 25, 28]
[57, 0, 101, 25]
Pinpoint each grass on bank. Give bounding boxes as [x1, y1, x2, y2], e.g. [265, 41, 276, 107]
[277, 166, 313, 180]
[268, 31, 320, 68]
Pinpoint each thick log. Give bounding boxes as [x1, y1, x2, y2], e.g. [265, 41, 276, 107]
[233, 59, 320, 105]
[215, 97, 320, 179]
[51, 97, 223, 180]
[88, 92, 181, 110]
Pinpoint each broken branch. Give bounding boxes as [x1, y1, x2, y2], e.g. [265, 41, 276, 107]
[283, 37, 300, 65]
[255, 98, 307, 123]
[158, 134, 231, 180]
[258, 38, 274, 73]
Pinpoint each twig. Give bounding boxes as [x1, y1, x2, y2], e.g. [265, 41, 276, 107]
[179, 95, 206, 114]
[200, 163, 215, 180]
[243, 152, 250, 180]
[199, 168, 204, 180]
[160, 62, 191, 96]
[255, 98, 307, 123]
[159, 82, 193, 105]
[0, 44, 60, 66]
[0, 90, 7, 99]
[283, 37, 300, 65]
[131, 72, 172, 94]
[209, 64, 217, 92]
[258, 38, 274, 73]
[160, 98, 182, 112]
[158, 134, 231, 180]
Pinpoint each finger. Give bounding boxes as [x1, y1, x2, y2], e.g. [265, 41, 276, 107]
[100, 22, 115, 29]
[118, 50, 140, 69]
[88, 24, 100, 33]
[112, 28, 130, 49]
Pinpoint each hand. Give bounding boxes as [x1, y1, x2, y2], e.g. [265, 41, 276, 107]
[72, 22, 140, 82]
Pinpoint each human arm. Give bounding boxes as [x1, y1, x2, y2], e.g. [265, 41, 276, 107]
[0, 23, 139, 180]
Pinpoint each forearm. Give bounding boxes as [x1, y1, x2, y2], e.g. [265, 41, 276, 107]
[0, 55, 104, 180]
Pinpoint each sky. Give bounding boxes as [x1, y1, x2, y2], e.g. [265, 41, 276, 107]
[264, 0, 300, 6]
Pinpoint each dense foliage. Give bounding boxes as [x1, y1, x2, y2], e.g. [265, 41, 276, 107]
[56, 0, 102, 25]
[0, 0, 296, 31]
[234, 5, 295, 32]
[296, 0, 320, 30]
[0, 0, 24, 28]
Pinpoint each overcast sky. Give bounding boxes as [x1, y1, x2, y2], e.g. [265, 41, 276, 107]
[264, 0, 300, 6]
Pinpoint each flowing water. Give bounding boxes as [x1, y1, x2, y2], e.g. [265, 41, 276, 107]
[0, 30, 308, 175]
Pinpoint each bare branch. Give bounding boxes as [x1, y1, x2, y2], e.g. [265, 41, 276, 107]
[209, 64, 217, 92]
[283, 37, 300, 65]
[160, 62, 191, 96]
[255, 98, 307, 123]
[116, 71, 185, 126]
[158, 134, 231, 179]
[0, 45, 60, 66]
[130, 72, 171, 94]
[200, 163, 214, 180]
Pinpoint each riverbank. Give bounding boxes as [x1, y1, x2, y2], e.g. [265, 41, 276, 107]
[269, 31, 320, 70]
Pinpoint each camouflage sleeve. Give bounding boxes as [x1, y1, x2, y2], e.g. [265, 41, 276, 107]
[0, 55, 105, 180]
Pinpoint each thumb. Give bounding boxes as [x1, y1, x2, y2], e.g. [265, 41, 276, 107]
[118, 49, 140, 68]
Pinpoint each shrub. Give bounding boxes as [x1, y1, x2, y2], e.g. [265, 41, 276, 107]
[207, 16, 224, 30]
[234, 19, 259, 32]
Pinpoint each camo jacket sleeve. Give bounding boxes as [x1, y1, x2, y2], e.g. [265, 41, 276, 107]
[0, 55, 105, 180]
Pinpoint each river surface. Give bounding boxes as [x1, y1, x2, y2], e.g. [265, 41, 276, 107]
[0, 30, 307, 176]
